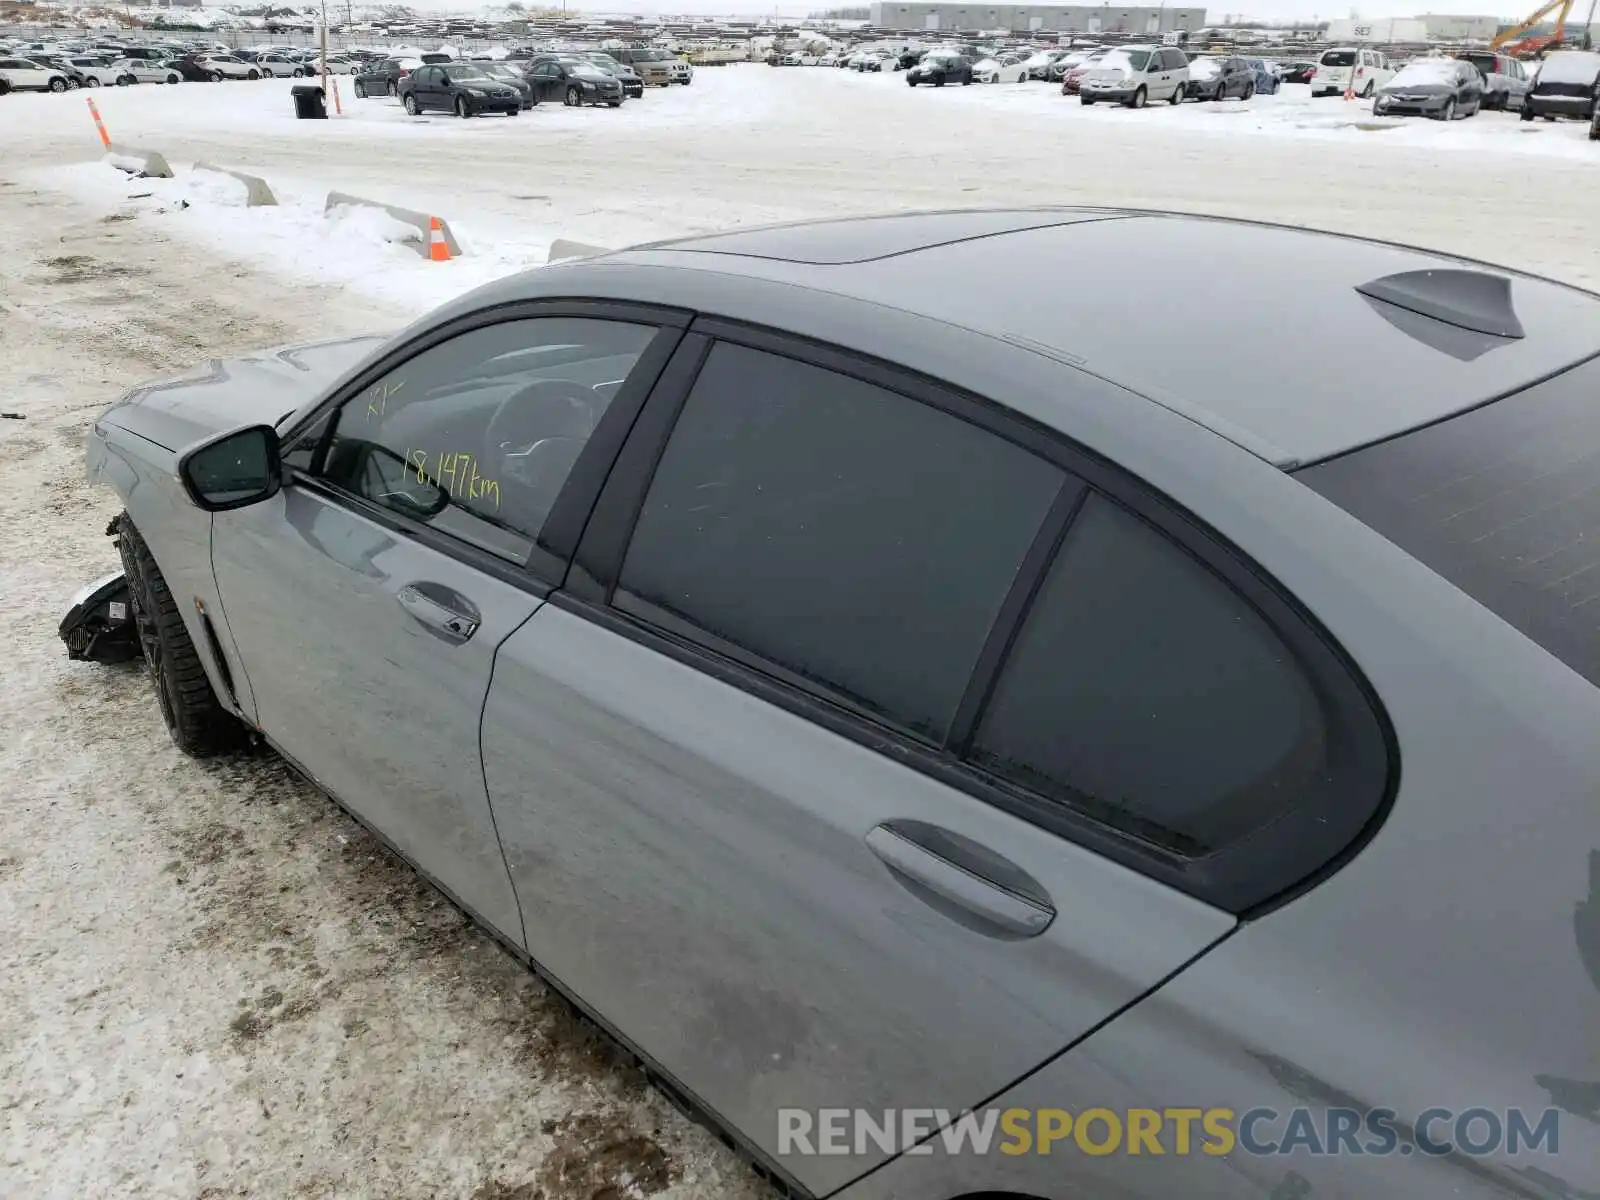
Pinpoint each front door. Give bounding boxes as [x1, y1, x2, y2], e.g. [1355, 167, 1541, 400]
[210, 311, 670, 946]
[482, 331, 1237, 1196]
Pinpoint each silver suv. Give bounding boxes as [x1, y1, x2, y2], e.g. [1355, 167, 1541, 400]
[1080, 44, 1189, 107]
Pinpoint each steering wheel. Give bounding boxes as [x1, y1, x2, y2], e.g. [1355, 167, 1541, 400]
[482, 379, 599, 526]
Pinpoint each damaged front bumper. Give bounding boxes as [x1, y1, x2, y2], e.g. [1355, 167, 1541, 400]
[59, 568, 141, 664]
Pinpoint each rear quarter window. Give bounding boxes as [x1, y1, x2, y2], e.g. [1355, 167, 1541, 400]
[1299, 354, 1600, 688]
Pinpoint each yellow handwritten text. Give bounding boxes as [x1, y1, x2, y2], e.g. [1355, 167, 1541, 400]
[364, 378, 406, 419]
[406, 447, 501, 511]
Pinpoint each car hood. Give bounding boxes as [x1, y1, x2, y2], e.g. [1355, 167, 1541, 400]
[1381, 79, 1451, 94]
[97, 333, 389, 452]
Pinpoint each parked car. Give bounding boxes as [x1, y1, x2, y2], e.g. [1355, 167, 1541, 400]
[352, 57, 420, 97]
[1310, 46, 1394, 98]
[583, 53, 645, 97]
[668, 56, 692, 84]
[197, 54, 260, 80]
[1081, 45, 1188, 107]
[33, 55, 89, 87]
[972, 52, 1029, 83]
[316, 55, 357, 75]
[610, 47, 675, 86]
[1185, 54, 1255, 100]
[1520, 50, 1600, 121]
[1456, 50, 1530, 109]
[469, 59, 538, 106]
[164, 57, 220, 83]
[0, 55, 74, 92]
[1021, 47, 1064, 78]
[85, 207, 1600, 1200]
[64, 54, 115, 86]
[1241, 57, 1280, 93]
[524, 55, 625, 106]
[1374, 57, 1483, 120]
[1276, 58, 1318, 84]
[860, 50, 898, 71]
[906, 51, 974, 86]
[1060, 52, 1107, 94]
[400, 62, 521, 117]
[112, 58, 184, 85]
[252, 52, 310, 78]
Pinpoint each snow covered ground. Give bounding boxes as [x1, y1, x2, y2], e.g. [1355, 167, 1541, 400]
[2, 60, 1599, 1200]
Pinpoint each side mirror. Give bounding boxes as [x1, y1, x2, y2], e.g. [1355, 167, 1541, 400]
[179, 424, 282, 512]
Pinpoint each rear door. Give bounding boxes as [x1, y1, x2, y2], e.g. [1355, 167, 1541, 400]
[481, 327, 1237, 1197]
[210, 306, 683, 950]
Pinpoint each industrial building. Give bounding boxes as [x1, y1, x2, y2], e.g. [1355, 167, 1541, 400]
[1324, 13, 1499, 41]
[866, 3, 1207, 34]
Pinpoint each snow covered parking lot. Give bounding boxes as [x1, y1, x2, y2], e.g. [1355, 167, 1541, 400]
[3, 59, 1600, 1200]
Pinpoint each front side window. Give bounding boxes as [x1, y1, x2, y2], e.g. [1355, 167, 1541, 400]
[969, 494, 1337, 857]
[615, 342, 1065, 741]
[319, 317, 657, 563]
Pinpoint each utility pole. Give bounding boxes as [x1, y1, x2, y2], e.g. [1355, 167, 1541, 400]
[1584, 0, 1598, 48]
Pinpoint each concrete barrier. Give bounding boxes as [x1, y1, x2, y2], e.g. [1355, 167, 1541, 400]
[194, 162, 278, 207]
[547, 239, 613, 263]
[324, 191, 462, 258]
[104, 144, 174, 179]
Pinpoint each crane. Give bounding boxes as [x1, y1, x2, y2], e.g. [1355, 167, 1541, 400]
[1491, 0, 1575, 52]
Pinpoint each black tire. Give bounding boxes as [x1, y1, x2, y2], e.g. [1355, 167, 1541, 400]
[1127, 85, 1146, 109]
[1170, 83, 1183, 105]
[1214, 83, 1224, 101]
[456, 95, 471, 117]
[1081, 94, 1094, 105]
[1361, 81, 1374, 98]
[354, 80, 365, 97]
[386, 79, 396, 95]
[907, 77, 917, 86]
[935, 75, 945, 87]
[210, 72, 224, 83]
[607, 98, 622, 107]
[291, 68, 304, 78]
[404, 92, 419, 115]
[565, 84, 581, 105]
[85, 76, 100, 87]
[1520, 104, 1534, 120]
[1590, 112, 1600, 139]
[115, 514, 241, 757]
[166, 74, 179, 85]
[67, 78, 81, 90]
[0, 77, 10, 96]
[1242, 82, 1254, 100]
[1439, 97, 1456, 121]
[49, 77, 67, 92]
[248, 69, 260, 80]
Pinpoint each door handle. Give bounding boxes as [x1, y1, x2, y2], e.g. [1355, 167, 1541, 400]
[866, 822, 1055, 939]
[397, 583, 479, 643]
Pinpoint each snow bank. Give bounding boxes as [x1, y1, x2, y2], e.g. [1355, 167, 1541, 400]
[327, 201, 423, 248]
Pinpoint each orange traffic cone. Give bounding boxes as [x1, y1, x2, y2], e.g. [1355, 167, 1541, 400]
[427, 216, 451, 262]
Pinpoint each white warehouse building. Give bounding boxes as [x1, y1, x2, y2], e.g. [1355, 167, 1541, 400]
[866, 3, 1207, 34]
[1324, 13, 1503, 42]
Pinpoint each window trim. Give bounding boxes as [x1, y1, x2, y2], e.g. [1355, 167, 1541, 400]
[278, 298, 689, 589]
[559, 317, 1396, 916]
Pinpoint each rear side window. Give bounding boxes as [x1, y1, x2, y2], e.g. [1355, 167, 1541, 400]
[1301, 355, 1600, 688]
[1322, 49, 1355, 66]
[615, 342, 1065, 741]
[969, 494, 1337, 856]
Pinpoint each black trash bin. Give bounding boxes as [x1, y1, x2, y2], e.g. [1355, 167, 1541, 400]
[291, 84, 327, 119]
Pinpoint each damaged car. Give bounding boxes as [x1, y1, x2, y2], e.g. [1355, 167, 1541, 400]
[76, 210, 1600, 1200]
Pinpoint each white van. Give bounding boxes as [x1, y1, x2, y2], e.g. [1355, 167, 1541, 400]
[1311, 46, 1394, 97]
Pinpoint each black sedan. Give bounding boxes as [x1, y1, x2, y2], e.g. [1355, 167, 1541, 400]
[523, 55, 625, 106]
[468, 59, 537, 107]
[1186, 54, 1255, 100]
[1277, 59, 1318, 84]
[1374, 57, 1482, 120]
[399, 63, 521, 117]
[583, 53, 645, 98]
[352, 56, 417, 98]
[166, 57, 222, 83]
[906, 52, 974, 87]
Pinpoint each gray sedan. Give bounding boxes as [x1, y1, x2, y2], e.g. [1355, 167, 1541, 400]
[83, 210, 1600, 1200]
[1374, 56, 1484, 119]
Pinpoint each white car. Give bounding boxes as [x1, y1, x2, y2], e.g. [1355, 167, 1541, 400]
[1309, 46, 1394, 98]
[252, 53, 311, 78]
[197, 54, 261, 80]
[1081, 44, 1189, 107]
[319, 56, 356, 75]
[972, 53, 1029, 83]
[112, 58, 184, 85]
[0, 55, 75, 92]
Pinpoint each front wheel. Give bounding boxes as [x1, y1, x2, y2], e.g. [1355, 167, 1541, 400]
[456, 95, 471, 118]
[1213, 83, 1224, 102]
[1589, 111, 1600, 140]
[210, 72, 224, 83]
[49, 77, 67, 92]
[1361, 81, 1374, 98]
[1242, 82, 1254, 100]
[85, 75, 100, 87]
[1170, 84, 1184, 105]
[166, 74, 179, 85]
[607, 99, 622, 107]
[115, 513, 243, 757]
[386, 80, 397, 95]
[291, 68, 304, 78]
[907, 77, 917, 86]
[354, 80, 365, 97]
[67, 78, 81, 90]
[1081, 93, 1094, 105]
[248, 69, 261, 80]
[934, 75, 945, 87]
[403, 93, 419, 115]
[1439, 97, 1456, 121]
[1520, 104, 1534, 121]
[1127, 85, 1146, 109]
[565, 84, 581, 105]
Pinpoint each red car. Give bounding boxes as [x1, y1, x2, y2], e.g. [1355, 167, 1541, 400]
[1060, 56, 1103, 95]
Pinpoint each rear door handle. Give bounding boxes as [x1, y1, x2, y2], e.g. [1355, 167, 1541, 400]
[397, 583, 479, 643]
[866, 822, 1055, 939]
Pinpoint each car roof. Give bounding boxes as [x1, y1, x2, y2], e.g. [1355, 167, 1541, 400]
[597, 210, 1600, 467]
